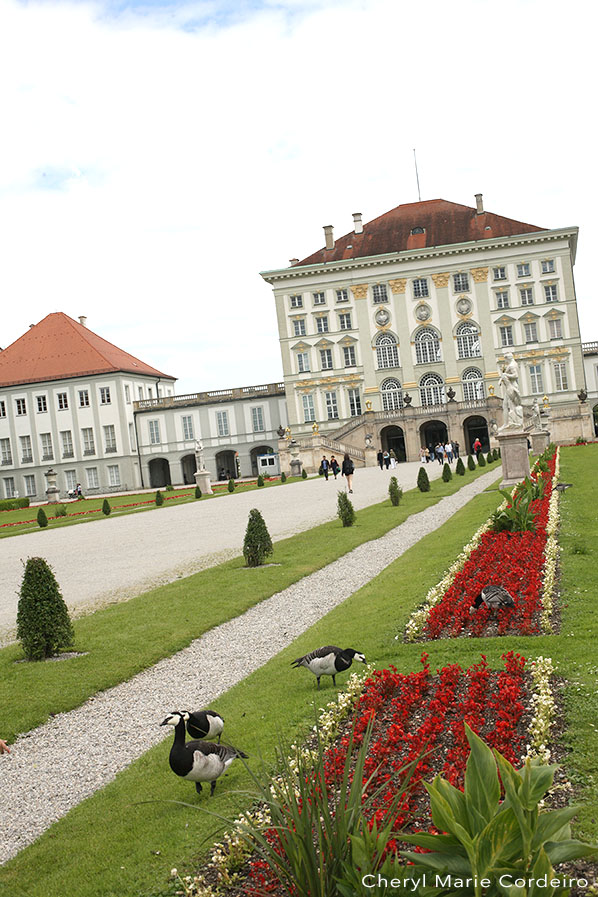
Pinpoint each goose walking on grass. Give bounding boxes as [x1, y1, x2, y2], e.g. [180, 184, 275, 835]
[291, 645, 366, 688]
[160, 711, 248, 796]
[185, 709, 224, 742]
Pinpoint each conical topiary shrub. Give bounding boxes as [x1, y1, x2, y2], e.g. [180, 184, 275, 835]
[194, 485, 202, 499]
[243, 508, 273, 567]
[493, 448, 499, 461]
[478, 453, 486, 467]
[102, 499, 111, 516]
[155, 490, 164, 506]
[467, 454, 476, 471]
[486, 452, 493, 465]
[257, 474, 265, 487]
[301, 468, 307, 479]
[37, 507, 48, 528]
[417, 466, 431, 492]
[442, 462, 452, 482]
[455, 457, 466, 476]
[388, 476, 402, 507]
[227, 478, 236, 493]
[16, 557, 74, 661]
[280, 471, 287, 483]
[337, 491, 356, 526]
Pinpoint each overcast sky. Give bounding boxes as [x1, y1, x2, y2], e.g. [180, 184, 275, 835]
[0, 0, 595, 393]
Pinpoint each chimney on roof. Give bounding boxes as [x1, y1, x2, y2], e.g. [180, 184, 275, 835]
[323, 225, 334, 251]
[29, 324, 35, 329]
[352, 212, 363, 234]
[79, 315, 87, 327]
[475, 193, 484, 215]
[289, 258, 299, 266]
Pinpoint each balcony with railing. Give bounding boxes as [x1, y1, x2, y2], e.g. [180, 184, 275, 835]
[582, 341, 598, 355]
[134, 381, 286, 411]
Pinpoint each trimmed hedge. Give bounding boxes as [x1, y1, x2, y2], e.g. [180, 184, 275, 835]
[16, 557, 74, 661]
[0, 497, 30, 511]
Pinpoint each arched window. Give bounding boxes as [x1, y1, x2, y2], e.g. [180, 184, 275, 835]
[462, 367, 485, 401]
[375, 332, 400, 369]
[420, 373, 445, 407]
[456, 322, 482, 359]
[380, 378, 403, 411]
[414, 327, 441, 364]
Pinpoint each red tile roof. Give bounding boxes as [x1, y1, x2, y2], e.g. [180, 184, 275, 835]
[0, 313, 176, 388]
[297, 199, 546, 266]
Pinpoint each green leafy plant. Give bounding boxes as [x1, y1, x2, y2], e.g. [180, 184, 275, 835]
[165, 484, 174, 491]
[490, 480, 542, 534]
[401, 725, 598, 896]
[337, 491, 356, 526]
[257, 474, 265, 487]
[455, 457, 466, 476]
[388, 476, 402, 506]
[486, 452, 493, 464]
[478, 452, 486, 467]
[576, 435, 587, 445]
[227, 478, 236, 493]
[467, 454, 476, 471]
[0, 497, 30, 510]
[37, 507, 48, 528]
[301, 468, 308, 479]
[493, 448, 499, 461]
[243, 508, 273, 567]
[281, 471, 287, 483]
[102, 499, 111, 516]
[194, 485, 202, 499]
[442, 462, 452, 482]
[54, 503, 68, 518]
[155, 490, 164, 506]
[16, 557, 74, 661]
[417, 466, 431, 492]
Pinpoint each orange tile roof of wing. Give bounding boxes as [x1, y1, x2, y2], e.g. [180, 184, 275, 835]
[297, 199, 546, 266]
[0, 313, 176, 387]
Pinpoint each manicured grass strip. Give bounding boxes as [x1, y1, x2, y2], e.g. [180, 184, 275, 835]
[0, 480, 506, 897]
[0, 464, 496, 742]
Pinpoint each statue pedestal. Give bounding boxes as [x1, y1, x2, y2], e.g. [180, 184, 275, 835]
[44, 468, 61, 504]
[290, 458, 303, 477]
[194, 469, 213, 495]
[497, 430, 530, 489]
[530, 430, 550, 455]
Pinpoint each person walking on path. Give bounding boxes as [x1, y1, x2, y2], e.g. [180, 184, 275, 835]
[377, 449, 384, 470]
[383, 450, 390, 469]
[341, 453, 355, 492]
[389, 449, 397, 468]
[444, 441, 453, 463]
[452, 440, 460, 459]
[435, 443, 444, 465]
[473, 437, 482, 458]
[420, 447, 426, 463]
[320, 456, 330, 480]
[424, 446, 431, 463]
[330, 456, 340, 479]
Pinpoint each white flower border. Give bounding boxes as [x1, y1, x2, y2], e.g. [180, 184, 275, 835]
[541, 447, 560, 634]
[525, 655, 557, 764]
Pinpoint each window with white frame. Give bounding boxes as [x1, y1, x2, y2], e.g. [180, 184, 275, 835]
[251, 406, 265, 432]
[86, 467, 99, 489]
[517, 263, 531, 277]
[520, 288, 534, 306]
[1, 438, 13, 464]
[108, 464, 121, 486]
[57, 392, 68, 410]
[381, 378, 403, 411]
[15, 398, 27, 415]
[347, 388, 362, 416]
[413, 278, 429, 298]
[453, 273, 469, 291]
[461, 368, 485, 401]
[313, 292, 326, 305]
[104, 425, 117, 451]
[325, 391, 339, 419]
[24, 474, 36, 496]
[292, 319, 306, 337]
[420, 373, 445, 406]
[40, 432, 53, 459]
[20, 435, 32, 462]
[414, 328, 441, 364]
[82, 427, 95, 454]
[129, 422, 136, 451]
[375, 332, 400, 369]
[548, 318, 563, 340]
[343, 345, 356, 367]
[320, 348, 333, 370]
[524, 322, 538, 343]
[216, 411, 229, 437]
[124, 384, 131, 403]
[372, 284, 388, 304]
[544, 284, 558, 302]
[65, 470, 77, 492]
[336, 289, 349, 303]
[493, 266, 507, 281]
[148, 387, 153, 399]
[500, 325, 514, 347]
[290, 294, 303, 308]
[149, 420, 161, 444]
[541, 259, 555, 274]
[529, 364, 544, 394]
[3, 477, 16, 498]
[79, 389, 90, 407]
[456, 322, 482, 359]
[297, 352, 310, 373]
[181, 415, 194, 440]
[61, 430, 74, 457]
[302, 394, 315, 422]
[339, 312, 352, 330]
[36, 395, 47, 413]
[496, 291, 509, 309]
[553, 362, 568, 391]
[99, 387, 111, 405]
[0, 400, 5, 418]
[316, 316, 329, 334]
[138, 386, 144, 400]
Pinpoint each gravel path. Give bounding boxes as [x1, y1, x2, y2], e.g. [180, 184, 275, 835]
[0, 468, 499, 864]
[0, 462, 446, 643]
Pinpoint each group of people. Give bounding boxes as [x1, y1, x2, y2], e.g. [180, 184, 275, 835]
[376, 449, 398, 470]
[319, 453, 355, 492]
[421, 440, 460, 465]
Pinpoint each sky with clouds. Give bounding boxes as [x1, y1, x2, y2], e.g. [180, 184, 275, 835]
[0, 0, 595, 393]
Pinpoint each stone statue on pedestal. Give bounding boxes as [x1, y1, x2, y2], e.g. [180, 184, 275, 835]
[530, 399, 542, 430]
[194, 439, 205, 471]
[499, 353, 524, 430]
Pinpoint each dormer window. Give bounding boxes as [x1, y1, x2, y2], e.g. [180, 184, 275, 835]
[411, 226, 425, 235]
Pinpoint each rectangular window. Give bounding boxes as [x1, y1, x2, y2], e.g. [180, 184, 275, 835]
[57, 392, 69, 410]
[524, 322, 538, 343]
[3, 477, 16, 498]
[548, 318, 563, 340]
[302, 394, 315, 422]
[24, 474, 36, 496]
[544, 284, 558, 302]
[40, 433, 53, 460]
[500, 325, 514, 347]
[107, 464, 121, 486]
[320, 348, 333, 370]
[336, 289, 349, 303]
[343, 345, 356, 367]
[339, 313, 352, 330]
[60, 430, 74, 457]
[36, 395, 47, 413]
[297, 352, 310, 373]
[313, 291, 326, 305]
[453, 273, 469, 292]
[554, 362, 568, 391]
[82, 427, 95, 454]
[493, 266, 507, 281]
[372, 284, 388, 304]
[20, 435, 33, 462]
[15, 398, 27, 416]
[86, 467, 99, 489]
[129, 422, 136, 451]
[0, 438, 12, 465]
[529, 364, 543, 394]
[289, 294, 303, 308]
[0, 400, 5, 418]
[251, 406, 265, 432]
[181, 415, 194, 440]
[99, 387, 111, 405]
[138, 386, 144, 400]
[496, 291, 509, 309]
[520, 288, 534, 306]
[517, 263, 531, 277]
[124, 385, 131, 403]
[65, 470, 77, 491]
[347, 388, 362, 416]
[413, 278, 429, 298]
[292, 319, 306, 337]
[325, 391, 339, 420]
[79, 389, 90, 407]
[148, 420, 161, 444]
[104, 424, 117, 452]
[541, 259, 555, 274]
[216, 411, 229, 437]
[316, 316, 329, 333]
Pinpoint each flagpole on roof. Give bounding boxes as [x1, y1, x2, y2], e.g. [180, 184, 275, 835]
[413, 148, 421, 202]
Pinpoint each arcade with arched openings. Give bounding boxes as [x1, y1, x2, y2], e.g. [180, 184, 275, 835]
[421, 419, 448, 452]
[250, 444, 275, 476]
[180, 454, 197, 484]
[463, 415, 490, 454]
[380, 425, 406, 462]
[148, 457, 172, 488]
[215, 450, 237, 481]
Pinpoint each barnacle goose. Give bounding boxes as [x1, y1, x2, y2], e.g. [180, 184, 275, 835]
[291, 645, 366, 688]
[470, 585, 515, 613]
[160, 711, 248, 796]
[186, 709, 224, 742]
